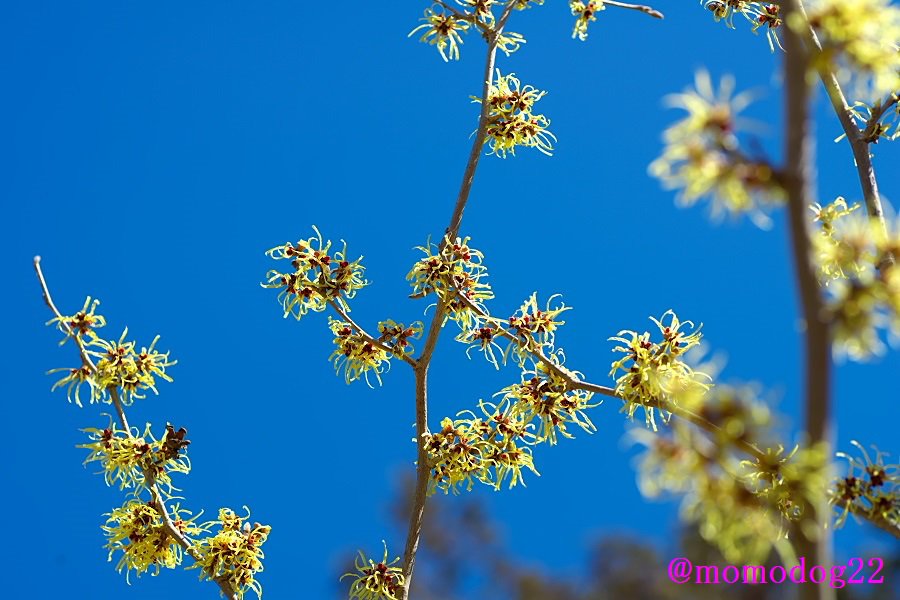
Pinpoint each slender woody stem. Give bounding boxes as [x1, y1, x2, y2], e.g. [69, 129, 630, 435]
[34, 257, 239, 600]
[399, 4, 520, 598]
[603, 0, 664, 19]
[797, 11, 893, 268]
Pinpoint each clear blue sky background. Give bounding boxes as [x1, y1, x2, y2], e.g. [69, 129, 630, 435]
[4, 2, 899, 599]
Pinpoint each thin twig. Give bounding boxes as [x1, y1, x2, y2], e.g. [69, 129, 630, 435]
[604, 0, 664, 19]
[34, 256, 239, 600]
[798, 13, 893, 268]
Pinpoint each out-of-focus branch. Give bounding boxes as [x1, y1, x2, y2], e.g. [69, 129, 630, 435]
[782, 3, 835, 600]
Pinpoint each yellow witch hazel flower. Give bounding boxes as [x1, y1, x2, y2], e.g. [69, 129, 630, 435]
[191, 507, 271, 599]
[342, 542, 405, 600]
[570, 1, 606, 41]
[49, 329, 175, 406]
[329, 318, 392, 386]
[424, 399, 538, 494]
[89, 330, 176, 405]
[49, 364, 97, 407]
[263, 226, 368, 319]
[811, 198, 871, 283]
[377, 319, 424, 358]
[512, 0, 544, 9]
[701, 2, 785, 52]
[650, 71, 782, 227]
[47, 296, 107, 342]
[457, 324, 505, 368]
[458, 0, 497, 25]
[80, 421, 191, 494]
[832, 441, 900, 529]
[504, 293, 570, 366]
[475, 70, 556, 158]
[501, 357, 598, 444]
[801, 0, 900, 100]
[407, 235, 493, 330]
[103, 500, 205, 580]
[810, 199, 900, 359]
[610, 310, 712, 430]
[409, 5, 470, 62]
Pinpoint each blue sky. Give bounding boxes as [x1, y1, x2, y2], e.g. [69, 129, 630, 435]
[4, 1, 899, 598]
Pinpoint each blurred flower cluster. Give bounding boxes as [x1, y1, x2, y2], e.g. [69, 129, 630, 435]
[801, 0, 900, 101]
[634, 385, 829, 563]
[650, 71, 783, 227]
[811, 198, 900, 358]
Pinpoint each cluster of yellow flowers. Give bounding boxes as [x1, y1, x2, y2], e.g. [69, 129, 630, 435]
[475, 71, 556, 158]
[424, 399, 538, 493]
[408, 6, 471, 62]
[263, 227, 368, 319]
[342, 543, 406, 600]
[329, 318, 393, 386]
[377, 319, 425, 358]
[407, 236, 494, 330]
[49, 300, 175, 406]
[609, 310, 712, 430]
[649, 71, 783, 227]
[103, 500, 204, 579]
[500, 360, 597, 444]
[811, 198, 900, 358]
[190, 508, 272, 599]
[408, 235, 595, 491]
[80, 422, 191, 493]
[802, 0, 900, 100]
[503, 293, 570, 365]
